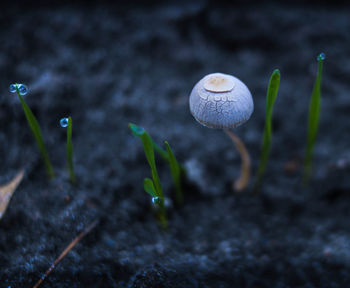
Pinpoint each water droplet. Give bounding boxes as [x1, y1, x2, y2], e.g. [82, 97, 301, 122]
[317, 53, 325, 61]
[9, 84, 17, 93]
[129, 123, 145, 136]
[60, 117, 69, 128]
[134, 127, 144, 134]
[152, 197, 161, 205]
[18, 84, 28, 96]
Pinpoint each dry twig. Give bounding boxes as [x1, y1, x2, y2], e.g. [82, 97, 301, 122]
[33, 220, 98, 288]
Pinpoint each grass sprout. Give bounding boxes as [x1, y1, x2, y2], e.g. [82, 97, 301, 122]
[254, 69, 280, 193]
[143, 178, 157, 198]
[164, 141, 183, 205]
[129, 123, 167, 228]
[304, 53, 325, 183]
[10, 83, 55, 179]
[61, 117, 76, 183]
[129, 123, 184, 204]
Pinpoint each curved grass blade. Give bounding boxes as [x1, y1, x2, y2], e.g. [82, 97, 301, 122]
[66, 117, 76, 183]
[15, 86, 54, 179]
[141, 132, 163, 197]
[164, 141, 183, 205]
[129, 123, 186, 174]
[144, 178, 158, 198]
[254, 69, 280, 193]
[303, 53, 325, 183]
[153, 142, 170, 162]
[129, 123, 162, 195]
[129, 123, 167, 228]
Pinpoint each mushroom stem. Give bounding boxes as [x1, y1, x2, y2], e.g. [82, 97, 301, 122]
[224, 129, 251, 192]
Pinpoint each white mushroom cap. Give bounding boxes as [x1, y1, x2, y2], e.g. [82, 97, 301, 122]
[189, 73, 254, 129]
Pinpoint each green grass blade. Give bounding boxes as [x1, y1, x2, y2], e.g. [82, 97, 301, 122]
[67, 116, 76, 183]
[15, 87, 54, 179]
[143, 178, 158, 197]
[128, 123, 163, 196]
[129, 123, 186, 175]
[304, 53, 325, 183]
[254, 69, 280, 193]
[129, 123, 167, 228]
[129, 123, 169, 160]
[164, 141, 183, 205]
[153, 142, 170, 162]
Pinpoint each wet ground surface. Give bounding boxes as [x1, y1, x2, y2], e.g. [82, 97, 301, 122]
[1, 1, 350, 287]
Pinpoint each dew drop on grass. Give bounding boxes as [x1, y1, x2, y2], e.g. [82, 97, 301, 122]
[152, 196, 161, 205]
[18, 84, 28, 96]
[317, 52, 325, 61]
[60, 117, 69, 128]
[129, 123, 145, 136]
[9, 84, 17, 93]
[134, 126, 144, 134]
[131, 125, 145, 136]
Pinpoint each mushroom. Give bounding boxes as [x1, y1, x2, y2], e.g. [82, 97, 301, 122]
[189, 72, 254, 191]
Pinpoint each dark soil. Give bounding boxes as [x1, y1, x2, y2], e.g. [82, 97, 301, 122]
[1, 1, 350, 287]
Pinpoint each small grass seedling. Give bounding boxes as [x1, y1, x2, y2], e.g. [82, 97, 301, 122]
[60, 117, 76, 184]
[129, 123, 167, 228]
[129, 123, 184, 204]
[254, 69, 281, 193]
[9, 83, 55, 179]
[164, 141, 183, 205]
[158, 141, 186, 202]
[303, 53, 325, 184]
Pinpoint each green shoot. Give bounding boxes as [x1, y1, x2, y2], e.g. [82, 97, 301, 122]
[304, 53, 325, 183]
[164, 141, 183, 205]
[63, 117, 76, 183]
[129, 123, 167, 228]
[155, 141, 187, 178]
[129, 124, 185, 173]
[143, 178, 167, 227]
[143, 178, 157, 198]
[254, 70, 280, 193]
[10, 83, 55, 179]
[153, 142, 170, 162]
[129, 123, 185, 202]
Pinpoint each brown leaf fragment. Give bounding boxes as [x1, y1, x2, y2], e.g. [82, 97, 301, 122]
[0, 169, 24, 220]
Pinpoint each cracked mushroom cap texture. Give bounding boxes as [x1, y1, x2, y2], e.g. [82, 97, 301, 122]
[189, 73, 254, 129]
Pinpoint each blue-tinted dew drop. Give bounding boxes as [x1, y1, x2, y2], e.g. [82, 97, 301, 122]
[18, 84, 28, 96]
[134, 126, 144, 135]
[129, 124, 145, 136]
[60, 117, 69, 128]
[9, 84, 17, 93]
[9, 83, 28, 95]
[317, 52, 326, 62]
[152, 196, 161, 205]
